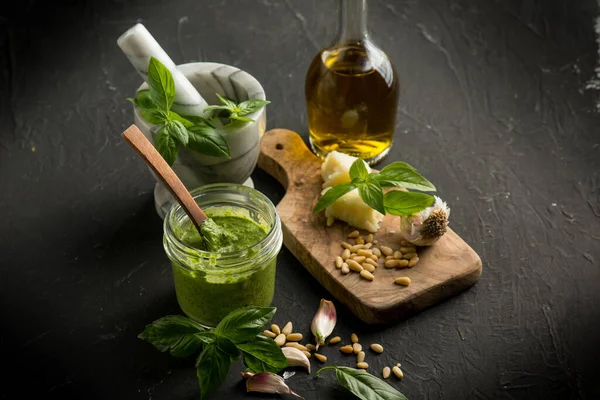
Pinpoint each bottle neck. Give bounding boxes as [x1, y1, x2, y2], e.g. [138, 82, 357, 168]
[338, 0, 369, 42]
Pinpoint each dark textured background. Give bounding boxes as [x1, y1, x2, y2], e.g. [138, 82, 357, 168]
[1, 0, 600, 398]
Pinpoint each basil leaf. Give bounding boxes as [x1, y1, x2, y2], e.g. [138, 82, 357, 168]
[203, 105, 233, 114]
[147, 57, 175, 111]
[349, 158, 369, 180]
[154, 125, 179, 166]
[383, 191, 434, 216]
[357, 179, 385, 215]
[215, 93, 238, 110]
[196, 337, 238, 400]
[141, 109, 169, 125]
[237, 335, 288, 373]
[237, 99, 270, 116]
[181, 114, 216, 129]
[165, 120, 189, 146]
[229, 115, 254, 123]
[375, 162, 436, 192]
[313, 182, 356, 213]
[318, 366, 408, 400]
[130, 89, 156, 110]
[187, 125, 231, 158]
[137, 315, 212, 358]
[215, 306, 276, 344]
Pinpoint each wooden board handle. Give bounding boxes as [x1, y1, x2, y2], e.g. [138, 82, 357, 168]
[258, 129, 322, 191]
[121, 124, 208, 230]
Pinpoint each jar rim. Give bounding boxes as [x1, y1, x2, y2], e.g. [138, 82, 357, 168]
[163, 183, 281, 272]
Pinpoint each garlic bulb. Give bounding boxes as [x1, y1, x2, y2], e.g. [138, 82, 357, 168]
[400, 196, 450, 246]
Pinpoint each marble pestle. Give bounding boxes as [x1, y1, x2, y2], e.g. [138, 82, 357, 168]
[117, 23, 209, 117]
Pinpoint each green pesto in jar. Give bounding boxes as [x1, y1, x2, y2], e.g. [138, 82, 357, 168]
[170, 208, 276, 327]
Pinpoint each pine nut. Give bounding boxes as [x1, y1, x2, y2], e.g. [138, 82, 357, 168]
[263, 330, 277, 338]
[408, 257, 419, 267]
[335, 256, 343, 269]
[350, 244, 364, 252]
[285, 342, 308, 352]
[380, 246, 393, 256]
[400, 240, 411, 246]
[271, 324, 281, 335]
[306, 343, 317, 351]
[356, 362, 369, 369]
[340, 345, 354, 354]
[303, 350, 312, 358]
[384, 259, 399, 268]
[351, 333, 359, 343]
[393, 251, 402, 259]
[396, 363, 401, 367]
[372, 248, 381, 257]
[353, 343, 362, 354]
[360, 270, 374, 281]
[282, 322, 293, 335]
[373, 239, 378, 244]
[369, 254, 378, 261]
[395, 277, 411, 286]
[286, 333, 303, 342]
[348, 230, 360, 238]
[274, 334, 286, 346]
[366, 233, 373, 243]
[396, 259, 409, 268]
[329, 336, 341, 345]
[400, 247, 416, 254]
[370, 343, 384, 353]
[356, 236, 365, 244]
[326, 216, 334, 226]
[347, 259, 363, 272]
[351, 255, 366, 263]
[315, 353, 327, 362]
[364, 258, 377, 267]
[342, 248, 351, 260]
[341, 242, 352, 250]
[357, 351, 365, 363]
[357, 249, 373, 257]
[341, 264, 350, 274]
[362, 263, 376, 273]
[392, 366, 404, 379]
[403, 252, 418, 260]
[383, 367, 391, 379]
[364, 243, 373, 249]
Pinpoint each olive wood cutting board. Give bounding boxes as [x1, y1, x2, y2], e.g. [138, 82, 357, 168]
[258, 129, 482, 324]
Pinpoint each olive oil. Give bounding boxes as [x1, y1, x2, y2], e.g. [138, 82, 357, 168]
[305, 0, 399, 164]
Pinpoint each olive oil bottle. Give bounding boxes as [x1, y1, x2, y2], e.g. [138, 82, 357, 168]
[305, 0, 398, 164]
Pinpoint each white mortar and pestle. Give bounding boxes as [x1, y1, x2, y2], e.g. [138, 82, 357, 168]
[118, 24, 266, 217]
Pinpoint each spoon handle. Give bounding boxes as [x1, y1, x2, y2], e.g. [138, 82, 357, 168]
[121, 124, 208, 230]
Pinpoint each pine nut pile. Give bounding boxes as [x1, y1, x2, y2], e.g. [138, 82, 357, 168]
[265, 322, 406, 380]
[335, 230, 419, 284]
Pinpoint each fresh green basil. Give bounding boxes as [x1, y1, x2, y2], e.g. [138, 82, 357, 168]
[137, 315, 212, 358]
[187, 124, 231, 158]
[358, 178, 385, 215]
[349, 158, 370, 180]
[147, 57, 175, 111]
[383, 191, 435, 216]
[203, 93, 269, 125]
[313, 182, 357, 213]
[375, 162, 436, 191]
[196, 337, 239, 400]
[154, 125, 179, 166]
[237, 334, 288, 373]
[215, 306, 276, 344]
[165, 120, 189, 146]
[237, 99, 271, 116]
[317, 366, 408, 400]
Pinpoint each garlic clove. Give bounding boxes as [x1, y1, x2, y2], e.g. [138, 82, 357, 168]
[400, 195, 450, 246]
[281, 347, 311, 373]
[311, 299, 337, 349]
[243, 372, 304, 399]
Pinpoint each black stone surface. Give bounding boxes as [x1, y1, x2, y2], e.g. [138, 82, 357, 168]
[1, 0, 600, 398]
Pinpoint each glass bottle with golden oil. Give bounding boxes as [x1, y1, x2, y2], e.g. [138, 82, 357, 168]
[305, 0, 398, 164]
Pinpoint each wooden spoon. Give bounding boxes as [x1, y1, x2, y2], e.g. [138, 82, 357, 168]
[121, 124, 208, 231]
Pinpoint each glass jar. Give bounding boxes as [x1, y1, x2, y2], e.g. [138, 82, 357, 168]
[305, 0, 399, 164]
[163, 184, 282, 327]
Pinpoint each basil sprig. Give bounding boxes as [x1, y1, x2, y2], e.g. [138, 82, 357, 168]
[317, 366, 408, 400]
[127, 57, 231, 165]
[138, 306, 287, 399]
[204, 93, 270, 124]
[313, 159, 437, 216]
